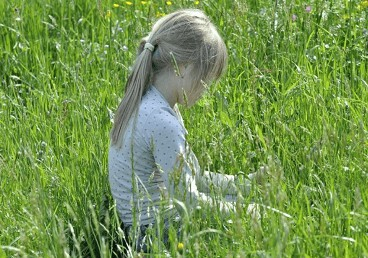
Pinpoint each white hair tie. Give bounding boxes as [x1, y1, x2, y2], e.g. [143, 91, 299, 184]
[144, 42, 155, 52]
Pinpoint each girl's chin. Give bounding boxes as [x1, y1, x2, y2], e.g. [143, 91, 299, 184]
[180, 98, 198, 108]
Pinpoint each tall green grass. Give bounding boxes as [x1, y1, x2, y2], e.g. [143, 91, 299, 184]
[1, 0, 367, 257]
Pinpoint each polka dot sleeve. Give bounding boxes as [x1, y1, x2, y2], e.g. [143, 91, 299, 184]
[144, 107, 235, 214]
[145, 107, 200, 199]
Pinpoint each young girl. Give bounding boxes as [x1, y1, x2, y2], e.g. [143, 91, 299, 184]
[109, 9, 254, 253]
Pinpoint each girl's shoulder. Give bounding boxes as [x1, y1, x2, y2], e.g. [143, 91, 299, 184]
[139, 103, 181, 131]
[139, 87, 177, 122]
[138, 88, 185, 137]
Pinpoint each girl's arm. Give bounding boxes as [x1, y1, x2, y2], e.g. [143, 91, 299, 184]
[173, 105, 252, 197]
[195, 170, 264, 196]
[195, 170, 238, 195]
[147, 108, 236, 215]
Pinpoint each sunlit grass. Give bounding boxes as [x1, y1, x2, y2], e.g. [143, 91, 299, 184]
[0, 0, 367, 257]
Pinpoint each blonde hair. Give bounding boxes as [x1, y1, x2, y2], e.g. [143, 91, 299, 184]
[111, 9, 228, 146]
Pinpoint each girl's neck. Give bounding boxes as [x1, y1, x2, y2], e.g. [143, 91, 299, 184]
[152, 70, 179, 108]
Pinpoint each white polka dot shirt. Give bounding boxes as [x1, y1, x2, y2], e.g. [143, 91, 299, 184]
[109, 86, 234, 226]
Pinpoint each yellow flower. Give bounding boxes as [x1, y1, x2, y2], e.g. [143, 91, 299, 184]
[125, 1, 133, 5]
[156, 11, 165, 17]
[358, 0, 368, 9]
[141, 1, 147, 4]
[166, 1, 172, 5]
[113, 3, 120, 8]
[177, 242, 184, 252]
[194, 0, 199, 5]
[105, 10, 112, 18]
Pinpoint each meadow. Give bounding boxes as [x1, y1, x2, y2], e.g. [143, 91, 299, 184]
[0, 0, 367, 257]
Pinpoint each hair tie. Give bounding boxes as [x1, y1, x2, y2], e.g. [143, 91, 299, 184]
[144, 42, 155, 52]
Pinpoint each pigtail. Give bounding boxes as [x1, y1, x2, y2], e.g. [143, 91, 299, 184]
[111, 38, 154, 146]
[111, 9, 228, 146]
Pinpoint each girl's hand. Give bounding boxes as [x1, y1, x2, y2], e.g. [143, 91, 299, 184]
[236, 165, 269, 196]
